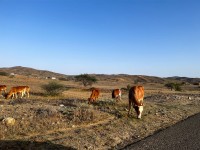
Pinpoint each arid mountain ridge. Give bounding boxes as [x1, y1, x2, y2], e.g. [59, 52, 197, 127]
[0, 66, 199, 84]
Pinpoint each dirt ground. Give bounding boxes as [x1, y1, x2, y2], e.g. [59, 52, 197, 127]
[0, 75, 200, 150]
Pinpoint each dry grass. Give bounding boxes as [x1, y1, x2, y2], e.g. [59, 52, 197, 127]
[0, 75, 200, 149]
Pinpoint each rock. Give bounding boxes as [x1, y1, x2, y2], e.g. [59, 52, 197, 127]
[60, 104, 65, 107]
[2, 117, 16, 127]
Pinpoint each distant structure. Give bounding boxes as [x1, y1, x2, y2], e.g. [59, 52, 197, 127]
[10, 73, 15, 76]
[46, 77, 56, 80]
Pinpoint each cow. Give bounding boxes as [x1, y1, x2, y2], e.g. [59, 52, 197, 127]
[128, 86, 144, 119]
[88, 88, 100, 104]
[112, 89, 122, 102]
[0, 85, 7, 95]
[5, 86, 30, 99]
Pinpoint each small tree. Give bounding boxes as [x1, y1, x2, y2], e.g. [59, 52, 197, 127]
[165, 83, 175, 91]
[41, 82, 65, 96]
[75, 74, 97, 87]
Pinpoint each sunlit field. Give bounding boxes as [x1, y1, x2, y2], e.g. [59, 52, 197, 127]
[0, 74, 200, 149]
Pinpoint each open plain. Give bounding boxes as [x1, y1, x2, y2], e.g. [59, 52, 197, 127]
[0, 67, 200, 149]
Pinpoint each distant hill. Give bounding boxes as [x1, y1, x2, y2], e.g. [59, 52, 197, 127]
[0, 66, 199, 84]
[94, 74, 166, 84]
[0, 66, 68, 79]
[166, 77, 200, 84]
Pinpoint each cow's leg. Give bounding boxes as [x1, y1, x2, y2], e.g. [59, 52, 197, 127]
[88, 98, 91, 104]
[119, 91, 122, 101]
[137, 106, 143, 119]
[21, 92, 24, 98]
[15, 93, 18, 99]
[128, 100, 131, 116]
[133, 104, 140, 118]
[12, 93, 16, 99]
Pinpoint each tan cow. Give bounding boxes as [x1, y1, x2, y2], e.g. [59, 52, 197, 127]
[88, 88, 100, 104]
[128, 86, 144, 119]
[112, 89, 122, 102]
[5, 86, 30, 99]
[0, 85, 7, 95]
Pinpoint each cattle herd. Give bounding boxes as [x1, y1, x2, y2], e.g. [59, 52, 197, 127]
[0, 85, 30, 100]
[0, 84, 145, 119]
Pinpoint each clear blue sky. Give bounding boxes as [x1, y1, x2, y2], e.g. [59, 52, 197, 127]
[0, 0, 199, 77]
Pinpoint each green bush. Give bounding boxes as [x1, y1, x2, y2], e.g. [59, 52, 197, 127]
[0, 72, 9, 76]
[174, 84, 182, 91]
[165, 82, 182, 91]
[127, 84, 131, 91]
[41, 82, 65, 96]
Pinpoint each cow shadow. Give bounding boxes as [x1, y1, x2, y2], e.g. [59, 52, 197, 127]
[0, 140, 76, 150]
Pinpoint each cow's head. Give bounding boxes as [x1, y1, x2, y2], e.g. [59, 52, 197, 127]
[134, 103, 143, 119]
[3, 93, 9, 99]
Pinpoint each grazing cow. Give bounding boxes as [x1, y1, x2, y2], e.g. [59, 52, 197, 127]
[112, 89, 122, 102]
[0, 85, 7, 95]
[5, 86, 30, 99]
[128, 86, 144, 119]
[88, 88, 100, 104]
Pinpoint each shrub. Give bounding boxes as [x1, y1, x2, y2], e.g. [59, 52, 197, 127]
[35, 107, 58, 118]
[75, 74, 97, 87]
[58, 77, 68, 81]
[165, 83, 182, 91]
[41, 82, 65, 96]
[0, 72, 9, 76]
[193, 82, 200, 86]
[127, 84, 131, 90]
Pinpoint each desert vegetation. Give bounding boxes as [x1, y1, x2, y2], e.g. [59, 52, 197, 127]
[41, 81, 65, 96]
[0, 67, 199, 149]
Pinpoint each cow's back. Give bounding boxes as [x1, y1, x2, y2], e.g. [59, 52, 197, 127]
[92, 88, 100, 98]
[112, 89, 121, 98]
[129, 86, 144, 106]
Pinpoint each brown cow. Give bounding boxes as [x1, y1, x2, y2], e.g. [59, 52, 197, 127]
[128, 86, 144, 119]
[5, 86, 30, 99]
[88, 88, 100, 104]
[112, 89, 122, 102]
[0, 85, 7, 95]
